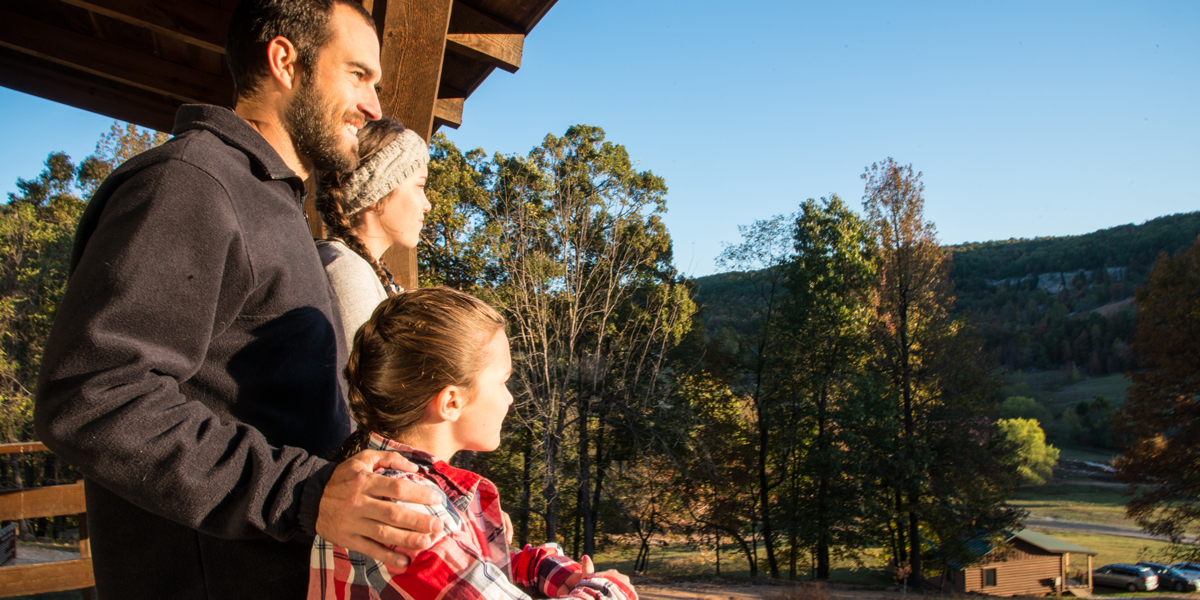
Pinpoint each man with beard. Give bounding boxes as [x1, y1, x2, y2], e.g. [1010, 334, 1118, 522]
[34, 1, 441, 598]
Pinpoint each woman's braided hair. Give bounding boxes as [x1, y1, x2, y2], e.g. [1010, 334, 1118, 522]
[315, 117, 407, 296]
[337, 286, 506, 459]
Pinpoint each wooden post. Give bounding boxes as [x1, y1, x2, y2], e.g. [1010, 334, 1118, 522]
[1088, 555, 1093, 591]
[1065, 549, 1075, 592]
[368, 0, 453, 290]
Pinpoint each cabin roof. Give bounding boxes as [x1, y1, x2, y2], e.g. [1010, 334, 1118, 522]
[1010, 529, 1097, 556]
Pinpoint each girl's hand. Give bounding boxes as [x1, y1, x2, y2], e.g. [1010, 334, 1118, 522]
[502, 511, 514, 545]
[558, 554, 594, 595]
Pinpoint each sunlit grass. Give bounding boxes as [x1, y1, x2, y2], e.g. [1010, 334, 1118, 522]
[591, 538, 891, 584]
[1011, 481, 1132, 527]
[1042, 373, 1131, 412]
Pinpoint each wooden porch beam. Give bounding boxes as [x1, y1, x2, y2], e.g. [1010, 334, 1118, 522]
[0, 8, 232, 106]
[433, 97, 464, 130]
[445, 1, 523, 74]
[55, 0, 230, 55]
[0, 47, 178, 132]
[371, 0, 453, 290]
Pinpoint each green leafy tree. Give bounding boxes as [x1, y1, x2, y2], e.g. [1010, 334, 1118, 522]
[2, 154, 90, 442]
[479, 125, 693, 555]
[997, 418, 1059, 485]
[671, 373, 761, 575]
[714, 213, 795, 578]
[419, 133, 493, 290]
[1114, 235, 1200, 558]
[862, 158, 1022, 583]
[777, 195, 878, 579]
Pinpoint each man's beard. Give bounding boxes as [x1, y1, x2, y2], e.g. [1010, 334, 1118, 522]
[284, 73, 358, 172]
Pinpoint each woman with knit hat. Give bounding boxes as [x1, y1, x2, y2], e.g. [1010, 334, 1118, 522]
[316, 117, 430, 353]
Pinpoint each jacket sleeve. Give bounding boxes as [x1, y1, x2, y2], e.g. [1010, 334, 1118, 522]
[510, 544, 637, 600]
[34, 158, 335, 542]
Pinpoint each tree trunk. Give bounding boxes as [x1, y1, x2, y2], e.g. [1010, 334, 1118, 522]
[756, 400, 779, 578]
[715, 531, 721, 576]
[816, 386, 830, 579]
[518, 436, 532, 547]
[578, 391, 593, 557]
[544, 419, 559, 543]
[899, 281, 923, 585]
[908, 489, 922, 588]
[587, 422, 607, 558]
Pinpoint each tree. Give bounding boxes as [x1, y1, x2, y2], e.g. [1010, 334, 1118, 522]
[862, 158, 1021, 583]
[82, 122, 171, 197]
[419, 133, 493, 290]
[2, 154, 91, 443]
[714, 214, 795, 578]
[997, 418, 1059, 485]
[480, 125, 694, 555]
[671, 373, 761, 576]
[1114, 236, 1200, 558]
[778, 195, 878, 579]
[999, 396, 1051, 424]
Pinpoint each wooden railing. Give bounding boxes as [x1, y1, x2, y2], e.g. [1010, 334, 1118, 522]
[0, 442, 94, 598]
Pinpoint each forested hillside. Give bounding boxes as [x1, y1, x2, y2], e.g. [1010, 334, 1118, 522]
[696, 211, 1200, 376]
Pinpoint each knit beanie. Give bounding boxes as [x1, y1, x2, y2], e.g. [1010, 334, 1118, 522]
[342, 128, 429, 216]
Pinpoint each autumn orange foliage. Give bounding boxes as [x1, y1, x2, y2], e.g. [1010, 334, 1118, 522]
[1114, 235, 1200, 555]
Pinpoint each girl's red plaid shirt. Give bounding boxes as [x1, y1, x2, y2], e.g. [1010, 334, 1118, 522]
[308, 432, 637, 600]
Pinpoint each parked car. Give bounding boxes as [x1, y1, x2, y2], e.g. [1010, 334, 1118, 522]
[1092, 564, 1159, 591]
[1174, 563, 1200, 580]
[1138, 562, 1200, 592]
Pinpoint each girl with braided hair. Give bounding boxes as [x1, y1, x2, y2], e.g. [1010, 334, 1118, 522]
[308, 287, 637, 600]
[316, 117, 430, 353]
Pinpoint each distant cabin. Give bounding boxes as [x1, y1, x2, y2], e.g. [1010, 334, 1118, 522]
[942, 529, 1097, 597]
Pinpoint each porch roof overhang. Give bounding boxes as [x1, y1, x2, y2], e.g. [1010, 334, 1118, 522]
[0, 0, 558, 139]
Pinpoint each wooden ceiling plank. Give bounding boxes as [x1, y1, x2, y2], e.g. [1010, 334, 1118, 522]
[445, 1, 523, 73]
[0, 7, 232, 105]
[0, 48, 178, 131]
[466, 0, 559, 34]
[438, 52, 496, 99]
[56, 0, 228, 54]
[86, 10, 106, 40]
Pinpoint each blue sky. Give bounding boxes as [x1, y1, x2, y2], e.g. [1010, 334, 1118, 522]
[2, 0, 1197, 277]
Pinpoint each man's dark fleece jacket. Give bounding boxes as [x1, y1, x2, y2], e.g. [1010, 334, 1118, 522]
[34, 105, 351, 600]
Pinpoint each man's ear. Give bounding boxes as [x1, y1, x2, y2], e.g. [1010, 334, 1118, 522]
[265, 36, 301, 90]
[429, 386, 467, 422]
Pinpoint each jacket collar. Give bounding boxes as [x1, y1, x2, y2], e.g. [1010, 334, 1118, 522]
[366, 431, 482, 497]
[171, 104, 306, 196]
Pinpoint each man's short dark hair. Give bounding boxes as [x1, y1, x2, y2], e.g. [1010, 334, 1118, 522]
[226, 0, 376, 101]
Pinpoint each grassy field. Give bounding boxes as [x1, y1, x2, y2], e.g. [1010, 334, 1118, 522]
[1011, 480, 1131, 527]
[592, 539, 892, 584]
[1009, 371, 1132, 414]
[1042, 373, 1132, 413]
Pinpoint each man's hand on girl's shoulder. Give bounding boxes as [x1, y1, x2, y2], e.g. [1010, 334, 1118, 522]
[315, 449, 442, 569]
